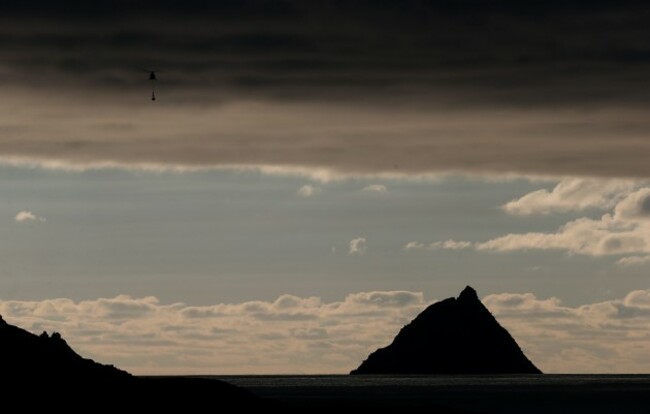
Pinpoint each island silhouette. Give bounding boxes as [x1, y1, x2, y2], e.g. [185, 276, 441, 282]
[0, 314, 268, 408]
[351, 286, 541, 375]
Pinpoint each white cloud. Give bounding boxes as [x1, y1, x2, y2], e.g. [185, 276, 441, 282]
[14, 210, 45, 223]
[616, 255, 650, 267]
[348, 237, 367, 255]
[502, 178, 638, 216]
[483, 292, 563, 315]
[297, 184, 321, 198]
[361, 184, 387, 193]
[526, 266, 543, 272]
[623, 290, 650, 308]
[477, 217, 649, 256]
[403, 241, 426, 250]
[613, 187, 650, 220]
[429, 240, 473, 250]
[404, 240, 473, 251]
[479, 187, 650, 257]
[402, 181, 650, 260]
[345, 291, 424, 308]
[3, 289, 650, 374]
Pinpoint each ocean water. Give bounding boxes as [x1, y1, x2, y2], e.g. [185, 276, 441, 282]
[208, 374, 650, 413]
[215, 373, 650, 388]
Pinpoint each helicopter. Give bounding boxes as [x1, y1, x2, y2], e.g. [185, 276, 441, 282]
[144, 70, 157, 101]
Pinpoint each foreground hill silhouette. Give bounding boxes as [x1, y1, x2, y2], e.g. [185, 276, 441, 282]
[1, 314, 130, 381]
[0, 314, 268, 409]
[351, 286, 541, 375]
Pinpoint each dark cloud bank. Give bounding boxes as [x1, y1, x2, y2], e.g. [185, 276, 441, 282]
[2, 1, 650, 177]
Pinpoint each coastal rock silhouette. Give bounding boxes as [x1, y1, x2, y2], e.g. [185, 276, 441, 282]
[0, 314, 268, 409]
[351, 286, 542, 375]
[0, 313, 130, 381]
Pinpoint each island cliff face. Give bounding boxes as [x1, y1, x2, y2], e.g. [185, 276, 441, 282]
[0, 314, 130, 381]
[351, 286, 542, 375]
[0, 314, 268, 409]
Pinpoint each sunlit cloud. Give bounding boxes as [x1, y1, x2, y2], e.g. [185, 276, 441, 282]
[297, 184, 321, 198]
[14, 210, 45, 223]
[361, 184, 387, 193]
[404, 240, 473, 251]
[348, 238, 367, 255]
[483, 290, 650, 373]
[428, 240, 473, 250]
[502, 178, 639, 216]
[2, 289, 650, 374]
[403, 241, 425, 250]
[616, 255, 650, 267]
[479, 187, 650, 257]
[614, 187, 650, 220]
[0, 291, 426, 375]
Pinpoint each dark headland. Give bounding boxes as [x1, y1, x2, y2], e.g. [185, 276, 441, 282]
[351, 286, 541, 375]
[0, 314, 268, 409]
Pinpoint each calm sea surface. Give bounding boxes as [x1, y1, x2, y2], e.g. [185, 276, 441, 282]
[213, 373, 650, 388]
[202, 375, 650, 413]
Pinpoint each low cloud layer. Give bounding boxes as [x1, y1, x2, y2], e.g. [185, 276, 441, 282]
[2, 289, 650, 374]
[1, 3, 650, 178]
[0, 291, 425, 375]
[483, 290, 650, 373]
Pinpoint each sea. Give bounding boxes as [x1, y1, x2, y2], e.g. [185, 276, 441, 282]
[204, 374, 650, 413]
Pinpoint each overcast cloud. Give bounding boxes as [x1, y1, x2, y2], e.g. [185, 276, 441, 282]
[1, 2, 650, 178]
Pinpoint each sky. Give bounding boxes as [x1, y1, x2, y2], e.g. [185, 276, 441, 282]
[1, 1, 650, 374]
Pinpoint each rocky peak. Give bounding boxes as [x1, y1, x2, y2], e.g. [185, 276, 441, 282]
[351, 286, 541, 375]
[457, 285, 480, 303]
